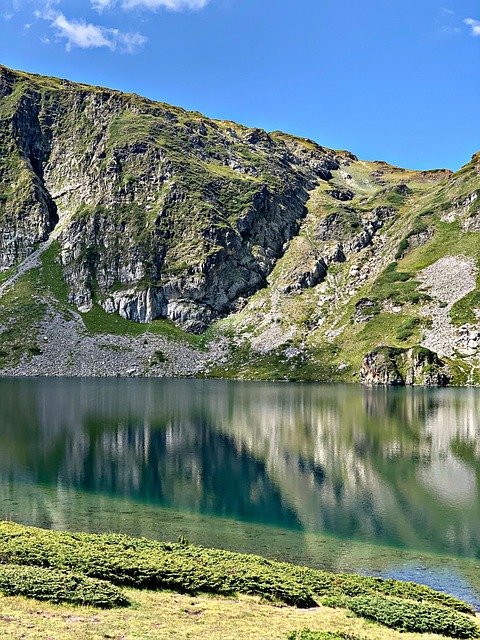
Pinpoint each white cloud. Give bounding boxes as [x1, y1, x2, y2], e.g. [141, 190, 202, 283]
[91, 0, 116, 11]
[92, 0, 209, 12]
[464, 17, 480, 36]
[36, 10, 147, 52]
[52, 13, 114, 49]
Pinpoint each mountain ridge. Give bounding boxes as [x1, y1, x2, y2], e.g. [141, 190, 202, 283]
[0, 64, 479, 384]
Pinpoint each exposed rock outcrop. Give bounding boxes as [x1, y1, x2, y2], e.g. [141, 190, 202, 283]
[360, 346, 450, 386]
[0, 65, 349, 331]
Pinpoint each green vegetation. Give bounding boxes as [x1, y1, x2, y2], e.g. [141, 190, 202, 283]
[450, 289, 480, 325]
[208, 336, 344, 381]
[395, 316, 422, 341]
[81, 303, 201, 347]
[0, 522, 474, 615]
[0, 522, 477, 638]
[399, 221, 480, 272]
[288, 632, 359, 640]
[371, 262, 425, 306]
[1, 64, 480, 384]
[0, 523, 315, 608]
[342, 595, 479, 638]
[395, 216, 429, 259]
[40, 242, 70, 303]
[0, 565, 129, 608]
[0, 268, 46, 367]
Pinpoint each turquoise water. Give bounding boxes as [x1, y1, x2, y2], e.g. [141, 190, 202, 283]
[0, 378, 479, 606]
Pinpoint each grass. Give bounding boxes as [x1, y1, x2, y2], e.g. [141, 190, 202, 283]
[208, 337, 344, 381]
[399, 221, 480, 272]
[40, 242, 70, 303]
[0, 522, 477, 639]
[0, 264, 17, 285]
[369, 262, 425, 306]
[0, 268, 46, 367]
[0, 588, 460, 640]
[450, 288, 480, 325]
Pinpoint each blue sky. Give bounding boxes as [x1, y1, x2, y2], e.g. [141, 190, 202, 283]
[1, 0, 479, 170]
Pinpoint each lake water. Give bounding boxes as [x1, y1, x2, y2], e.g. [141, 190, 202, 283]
[0, 378, 479, 607]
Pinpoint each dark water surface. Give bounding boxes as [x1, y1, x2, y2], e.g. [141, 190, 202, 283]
[0, 378, 479, 607]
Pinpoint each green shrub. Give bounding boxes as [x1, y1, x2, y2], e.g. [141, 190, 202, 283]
[291, 568, 473, 614]
[346, 595, 479, 638]
[0, 523, 315, 608]
[287, 631, 359, 640]
[0, 522, 475, 615]
[395, 237, 409, 260]
[0, 564, 129, 608]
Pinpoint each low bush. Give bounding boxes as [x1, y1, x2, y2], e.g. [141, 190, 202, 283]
[0, 523, 314, 608]
[0, 564, 129, 608]
[287, 631, 359, 640]
[288, 567, 474, 614]
[0, 522, 475, 616]
[346, 595, 479, 638]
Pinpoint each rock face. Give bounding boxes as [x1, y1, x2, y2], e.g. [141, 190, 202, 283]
[360, 347, 405, 385]
[0, 72, 59, 270]
[0, 65, 347, 331]
[1, 65, 480, 384]
[360, 346, 450, 386]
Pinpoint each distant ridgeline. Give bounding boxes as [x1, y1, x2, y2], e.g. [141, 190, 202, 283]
[0, 64, 479, 383]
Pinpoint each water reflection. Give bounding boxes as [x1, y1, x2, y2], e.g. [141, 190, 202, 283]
[0, 379, 479, 561]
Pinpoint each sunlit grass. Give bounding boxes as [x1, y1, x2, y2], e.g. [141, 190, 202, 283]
[0, 589, 464, 640]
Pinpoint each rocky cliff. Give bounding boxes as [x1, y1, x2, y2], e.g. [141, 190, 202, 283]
[1, 64, 479, 384]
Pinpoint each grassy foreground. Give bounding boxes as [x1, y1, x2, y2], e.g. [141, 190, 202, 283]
[0, 522, 478, 640]
[0, 588, 472, 640]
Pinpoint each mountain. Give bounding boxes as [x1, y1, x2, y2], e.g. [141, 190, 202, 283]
[0, 64, 479, 384]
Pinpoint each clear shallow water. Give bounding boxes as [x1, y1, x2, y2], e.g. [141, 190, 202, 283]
[0, 378, 479, 607]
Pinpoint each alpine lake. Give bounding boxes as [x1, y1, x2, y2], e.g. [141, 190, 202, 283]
[0, 378, 479, 609]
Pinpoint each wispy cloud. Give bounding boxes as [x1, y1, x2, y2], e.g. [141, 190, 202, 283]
[92, 0, 210, 12]
[439, 26, 461, 35]
[36, 9, 147, 52]
[435, 7, 461, 36]
[91, 0, 115, 11]
[464, 17, 480, 36]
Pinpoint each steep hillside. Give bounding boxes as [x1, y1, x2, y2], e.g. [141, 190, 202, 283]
[0, 64, 479, 384]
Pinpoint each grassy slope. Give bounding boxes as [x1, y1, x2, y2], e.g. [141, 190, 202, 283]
[0, 522, 477, 640]
[0, 589, 466, 640]
[208, 154, 480, 382]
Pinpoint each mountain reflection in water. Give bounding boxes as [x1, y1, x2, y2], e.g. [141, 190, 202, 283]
[0, 378, 479, 561]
